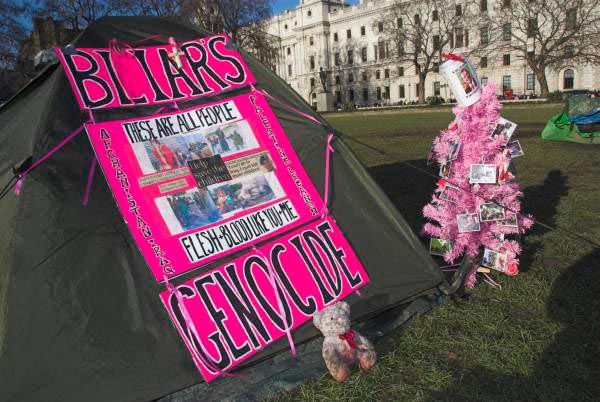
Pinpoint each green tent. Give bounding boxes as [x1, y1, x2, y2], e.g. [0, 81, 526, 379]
[0, 16, 456, 401]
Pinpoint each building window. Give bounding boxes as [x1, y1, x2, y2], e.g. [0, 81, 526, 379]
[527, 18, 537, 37]
[480, 0, 487, 11]
[335, 91, 341, 104]
[527, 50, 535, 60]
[378, 40, 386, 59]
[347, 50, 354, 65]
[347, 29, 352, 39]
[455, 4, 462, 16]
[503, 23, 511, 41]
[481, 76, 488, 86]
[309, 36, 314, 46]
[363, 88, 369, 101]
[384, 86, 390, 99]
[361, 26, 366, 36]
[397, 17, 403, 28]
[378, 21, 384, 32]
[288, 65, 292, 76]
[414, 14, 420, 24]
[465, 30, 469, 47]
[415, 82, 420, 96]
[502, 75, 512, 90]
[334, 32, 338, 42]
[361, 47, 367, 62]
[349, 89, 355, 101]
[480, 56, 488, 68]
[480, 27, 489, 45]
[348, 72, 354, 82]
[503, 0, 511, 7]
[434, 81, 441, 96]
[374, 45, 378, 60]
[377, 87, 382, 100]
[384, 68, 390, 78]
[503, 54, 511, 66]
[433, 62, 439, 73]
[399, 66, 404, 76]
[309, 55, 315, 70]
[287, 47, 291, 55]
[527, 73, 535, 90]
[334, 52, 340, 66]
[399, 84, 406, 98]
[433, 35, 441, 51]
[433, 10, 439, 21]
[335, 75, 340, 84]
[564, 69, 574, 89]
[310, 77, 315, 88]
[362, 71, 368, 81]
[566, 8, 577, 30]
[284, 24, 288, 30]
[376, 70, 381, 79]
[565, 44, 575, 57]
[455, 29, 464, 48]
[308, 9, 312, 17]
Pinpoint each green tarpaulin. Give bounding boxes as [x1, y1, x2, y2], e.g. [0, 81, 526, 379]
[541, 112, 600, 144]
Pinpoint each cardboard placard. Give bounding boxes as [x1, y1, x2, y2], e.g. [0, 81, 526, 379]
[85, 92, 324, 280]
[159, 216, 369, 382]
[55, 35, 255, 110]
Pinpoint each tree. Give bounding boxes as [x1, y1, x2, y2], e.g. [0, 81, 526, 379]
[183, 0, 277, 65]
[41, 0, 126, 30]
[478, 0, 600, 97]
[0, 0, 28, 68]
[127, 0, 185, 18]
[383, 0, 472, 103]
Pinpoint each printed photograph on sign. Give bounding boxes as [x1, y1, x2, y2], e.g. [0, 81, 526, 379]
[133, 120, 259, 175]
[156, 188, 221, 234]
[208, 173, 277, 218]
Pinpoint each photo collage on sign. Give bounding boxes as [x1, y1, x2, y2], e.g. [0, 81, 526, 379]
[131, 117, 286, 235]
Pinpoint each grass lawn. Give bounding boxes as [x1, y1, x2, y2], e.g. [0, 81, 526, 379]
[276, 103, 600, 401]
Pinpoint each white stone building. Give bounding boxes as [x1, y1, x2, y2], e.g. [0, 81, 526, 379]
[266, 0, 600, 108]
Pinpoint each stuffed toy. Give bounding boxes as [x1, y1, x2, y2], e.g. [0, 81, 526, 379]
[312, 301, 377, 382]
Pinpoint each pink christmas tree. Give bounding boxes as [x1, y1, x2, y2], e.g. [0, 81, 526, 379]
[423, 83, 533, 287]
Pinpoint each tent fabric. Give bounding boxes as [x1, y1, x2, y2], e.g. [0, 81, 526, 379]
[0, 17, 444, 402]
[566, 94, 600, 123]
[541, 112, 600, 144]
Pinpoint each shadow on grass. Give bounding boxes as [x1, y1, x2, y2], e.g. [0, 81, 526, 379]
[424, 248, 600, 402]
[367, 159, 437, 235]
[520, 170, 570, 271]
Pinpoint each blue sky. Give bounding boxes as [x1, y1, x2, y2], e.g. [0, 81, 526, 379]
[273, 0, 360, 14]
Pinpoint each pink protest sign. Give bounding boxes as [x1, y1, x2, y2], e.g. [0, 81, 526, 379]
[160, 216, 369, 382]
[55, 34, 255, 110]
[85, 92, 324, 281]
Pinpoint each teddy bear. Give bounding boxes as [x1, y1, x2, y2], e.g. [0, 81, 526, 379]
[312, 301, 377, 382]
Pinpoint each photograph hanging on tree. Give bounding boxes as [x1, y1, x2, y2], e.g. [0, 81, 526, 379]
[491, 118, 517, 143]
[482, 248, 508, 272]
[469, 164, 497, 184]
[479, 202, 506, 222]
[498, 160, 511, 184]
[430, 238, 452, 256]
[447, 140, 461, 161]
[439, 163, 450, 178]
[500, 212, 519, 227]
[439, 183, 458, 203]
[507, 141, 524, 158]
[457, 213, 481, 233]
